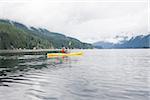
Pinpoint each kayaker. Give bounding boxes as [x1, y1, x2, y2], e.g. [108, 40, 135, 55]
[61, 45, 67, 53]
[61, 47, 66, 53]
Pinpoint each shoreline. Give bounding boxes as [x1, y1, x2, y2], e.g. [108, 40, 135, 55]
[0, 49, 61, 55]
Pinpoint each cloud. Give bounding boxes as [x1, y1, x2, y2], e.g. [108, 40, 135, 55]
[0, 0, 149, 43]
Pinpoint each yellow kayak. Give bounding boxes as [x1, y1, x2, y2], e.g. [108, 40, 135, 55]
[47, 52, 83, 58]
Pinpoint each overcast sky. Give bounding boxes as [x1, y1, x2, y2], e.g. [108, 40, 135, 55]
[0, 0, 149, 43]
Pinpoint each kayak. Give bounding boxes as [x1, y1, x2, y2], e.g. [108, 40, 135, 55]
[47, 52, 83, 58]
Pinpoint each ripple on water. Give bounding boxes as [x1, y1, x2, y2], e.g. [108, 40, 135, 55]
[0, 50, 150, 100]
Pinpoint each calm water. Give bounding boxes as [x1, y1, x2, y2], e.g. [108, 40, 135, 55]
[0, 49, 149, 100]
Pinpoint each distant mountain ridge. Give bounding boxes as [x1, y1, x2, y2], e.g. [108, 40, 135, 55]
[93, 34, 150, 49]
[0, 19, 93, 49]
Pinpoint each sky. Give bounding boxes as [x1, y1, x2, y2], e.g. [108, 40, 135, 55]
[0, 0, 149, 43]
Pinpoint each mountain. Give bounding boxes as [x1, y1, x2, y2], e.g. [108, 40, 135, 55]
[93, 41, 114, 49]
[93, 34, 150, 49]
[0, 19, 93, 49]
[114, 34, 150, 48]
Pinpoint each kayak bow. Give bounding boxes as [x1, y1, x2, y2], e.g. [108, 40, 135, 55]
[47, 52, 83, 58]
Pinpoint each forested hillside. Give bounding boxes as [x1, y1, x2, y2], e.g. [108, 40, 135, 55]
[0, 19, 92, 49]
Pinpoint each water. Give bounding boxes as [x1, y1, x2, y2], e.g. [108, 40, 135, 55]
[0, 49, 149, 100]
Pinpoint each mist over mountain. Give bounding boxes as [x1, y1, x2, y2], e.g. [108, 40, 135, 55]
[0, 19, 93, 50]
[93, 34, 150, 49]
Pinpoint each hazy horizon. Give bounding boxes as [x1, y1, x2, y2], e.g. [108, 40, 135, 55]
[0, 0, 150, 43]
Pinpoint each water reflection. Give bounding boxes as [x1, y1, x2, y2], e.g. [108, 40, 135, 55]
[0, 50, 149, 100]
[0, 55, 70, 87]
[0, 55, 43, 75]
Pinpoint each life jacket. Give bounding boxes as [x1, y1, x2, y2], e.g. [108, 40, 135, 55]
[61, 48, 65, 53]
